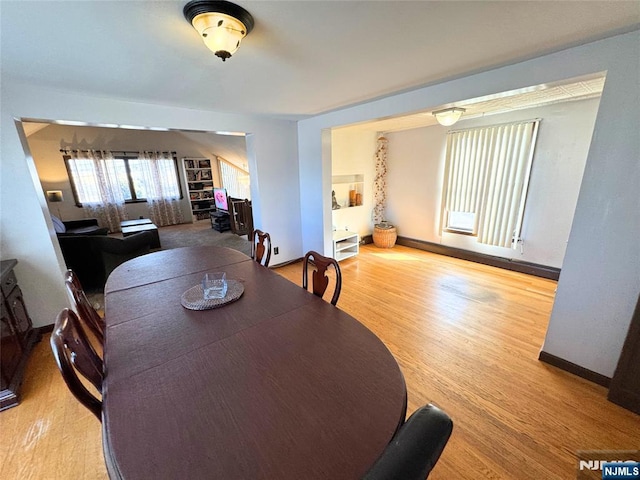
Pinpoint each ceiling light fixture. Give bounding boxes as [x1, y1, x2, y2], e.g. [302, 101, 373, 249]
[183, 0, 254, 62]
[432, 107, 466, 126]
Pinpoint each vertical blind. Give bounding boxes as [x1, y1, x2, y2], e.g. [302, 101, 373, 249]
[219, 158, 251, 200]
[442, 120, 540, 248]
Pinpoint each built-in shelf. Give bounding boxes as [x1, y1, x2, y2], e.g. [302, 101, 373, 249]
[333, 230, 359, 261]
[183, 158, 215, 221]
[332, 174, 364, 209]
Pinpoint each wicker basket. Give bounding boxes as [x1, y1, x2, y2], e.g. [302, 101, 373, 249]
[373, 224, 397, 248]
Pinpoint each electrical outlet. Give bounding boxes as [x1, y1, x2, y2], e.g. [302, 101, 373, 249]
[274, 247, 279, 255]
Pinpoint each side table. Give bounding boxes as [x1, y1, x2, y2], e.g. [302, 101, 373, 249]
[210, 210, 231, 232]
[121, 222, 161, 249]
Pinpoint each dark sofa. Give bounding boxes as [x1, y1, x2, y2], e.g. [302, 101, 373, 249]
[57, 231, 154, 290]
[52, 216, 109, 236]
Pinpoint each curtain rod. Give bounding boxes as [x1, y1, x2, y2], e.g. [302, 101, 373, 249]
[60, 149, 177, 155]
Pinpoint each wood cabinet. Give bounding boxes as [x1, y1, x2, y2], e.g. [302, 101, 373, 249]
[1, 260, 39, 411]
[183, 158, 215, 221]
[333, 230, 359, 261]
[608, 293, 640, 414]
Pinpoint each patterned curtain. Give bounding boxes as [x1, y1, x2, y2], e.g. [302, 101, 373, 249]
[372, 136, 388, 224]
[136, 151, 184, 227]
[66, 150, 128, 232]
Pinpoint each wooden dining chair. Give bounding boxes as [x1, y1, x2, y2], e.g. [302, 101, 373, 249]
[362, 404, 453, 480]
[50, 308, 104, 421]
[64, 269, 105, 345]
[302, 250, 342, 306]
[251, 229, 272, 267]
[229, 198, 253, 237]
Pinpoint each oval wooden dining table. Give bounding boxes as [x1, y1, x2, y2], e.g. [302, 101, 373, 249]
[101, 246, 407, 479]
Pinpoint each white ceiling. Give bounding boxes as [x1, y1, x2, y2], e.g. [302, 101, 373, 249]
[2, 1, 639, 121]
[24, 121, 250, 170]
[343, 74, 606, 133]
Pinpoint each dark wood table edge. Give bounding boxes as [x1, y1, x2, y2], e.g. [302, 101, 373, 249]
[103, 420, 124, 480]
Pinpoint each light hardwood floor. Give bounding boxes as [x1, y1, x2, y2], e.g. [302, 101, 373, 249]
[1, 244, 638, 479]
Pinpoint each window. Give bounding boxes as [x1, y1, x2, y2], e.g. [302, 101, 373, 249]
[65, 151, 181, 205]
[441, 120, 540, 248]
[218, 157, 250, 200]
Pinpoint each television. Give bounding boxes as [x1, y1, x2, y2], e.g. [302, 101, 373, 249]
[213, 188, 229, 212]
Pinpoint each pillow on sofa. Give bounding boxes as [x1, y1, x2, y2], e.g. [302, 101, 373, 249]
[51, 215, 66, 234]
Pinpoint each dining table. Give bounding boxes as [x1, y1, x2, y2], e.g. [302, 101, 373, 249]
[101, 246, 407, 479]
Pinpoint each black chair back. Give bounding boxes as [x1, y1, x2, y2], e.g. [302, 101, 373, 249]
[363, 404, 453, 480]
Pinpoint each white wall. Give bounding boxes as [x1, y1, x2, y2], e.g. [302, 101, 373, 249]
[385, 97, 600, 268]
[330, 129, 377, 237]
[298, 30, 640, 378]
[298, 122, 331, 256]
[0, 84, 300, 327]
[543, 48, 640, 377]
[385, 126, 446, 244]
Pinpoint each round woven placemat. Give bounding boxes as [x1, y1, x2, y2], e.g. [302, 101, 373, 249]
[181, 279, 244, 311]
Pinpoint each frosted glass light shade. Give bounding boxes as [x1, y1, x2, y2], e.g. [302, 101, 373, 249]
[184, 1, 255, 62]
[433, 107, 466, 126]
[192, 12, 247, 60]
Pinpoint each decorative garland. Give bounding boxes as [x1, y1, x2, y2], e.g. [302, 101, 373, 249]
[372, 136, 388, 225]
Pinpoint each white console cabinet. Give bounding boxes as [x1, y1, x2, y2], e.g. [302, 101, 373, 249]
[333, 230, 359, 261]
